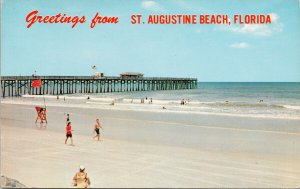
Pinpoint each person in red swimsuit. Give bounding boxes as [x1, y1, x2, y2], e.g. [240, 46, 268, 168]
[65, 122, 74, 145]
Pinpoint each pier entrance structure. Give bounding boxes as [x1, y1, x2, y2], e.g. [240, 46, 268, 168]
[1, 76, 197, 97]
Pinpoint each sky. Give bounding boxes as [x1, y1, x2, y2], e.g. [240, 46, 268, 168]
[1, 0, 300, 82]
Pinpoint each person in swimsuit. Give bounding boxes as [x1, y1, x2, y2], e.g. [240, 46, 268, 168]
[65, 122, 74, 145]
[73, 165, 91, 188]
[93, 118, 104, 141]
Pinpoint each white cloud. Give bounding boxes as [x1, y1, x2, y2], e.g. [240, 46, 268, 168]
[142, 1, 157, 8]
[141, 1, 166, 12]
[230, 42, 249, 49]
[220, 13, 283, 36]
[229, 24, 274, 36]
[269, 13, 279, 22]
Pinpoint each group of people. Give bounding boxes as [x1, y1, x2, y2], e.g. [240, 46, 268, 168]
[180, 99, 189, 105]
[64, 114, 104, 146]
[140, 97, 153, 104]
[33, 108, 95, 188]
[64, 114, 104, 188]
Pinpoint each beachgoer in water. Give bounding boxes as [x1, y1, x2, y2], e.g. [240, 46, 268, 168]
[65, 122, 74, 145]
[111, 100, 115, 106]
[181, 99, 184, 105]
[73, 165, 91, 188]
[93, 118, 104, 141]
[163, 106, 166, 109]
[150, 98, 153, 104]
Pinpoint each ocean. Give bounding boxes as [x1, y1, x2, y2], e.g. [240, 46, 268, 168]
[3, 82, 300, 120]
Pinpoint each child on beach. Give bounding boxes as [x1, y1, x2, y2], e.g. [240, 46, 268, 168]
[65, 122, 74, 145]
[73, 165, 91, 188]
[93, 118, 104, 141]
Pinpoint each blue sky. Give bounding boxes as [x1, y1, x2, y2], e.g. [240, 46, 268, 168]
[2, 0, 300, 81]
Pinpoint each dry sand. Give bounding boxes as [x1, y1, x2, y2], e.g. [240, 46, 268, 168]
[1, 103, 300, 187]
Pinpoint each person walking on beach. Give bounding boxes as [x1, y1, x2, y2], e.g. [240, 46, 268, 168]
[93, 118, 104, 141]
[73, 165, 91, 188]
[65, 122, 74, 145]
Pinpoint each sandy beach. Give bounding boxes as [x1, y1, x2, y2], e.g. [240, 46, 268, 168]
[1, 101, 300, 188]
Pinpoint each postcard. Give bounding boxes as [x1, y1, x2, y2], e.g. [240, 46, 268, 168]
[1, 0, 300, 188]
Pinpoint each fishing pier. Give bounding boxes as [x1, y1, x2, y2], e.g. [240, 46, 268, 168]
[1, 76, 197, 97]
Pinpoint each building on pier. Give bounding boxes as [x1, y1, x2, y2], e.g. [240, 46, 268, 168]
[92, 72, 104, 79]
[120, 72, 144, 79]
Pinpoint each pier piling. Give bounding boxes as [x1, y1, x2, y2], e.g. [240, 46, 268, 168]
[1, 76, 198, 98]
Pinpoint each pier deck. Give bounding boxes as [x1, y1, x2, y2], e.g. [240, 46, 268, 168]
[1, 76, 197, 97]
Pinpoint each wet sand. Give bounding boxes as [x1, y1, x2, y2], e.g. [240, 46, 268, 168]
[1, 103, 300, 187]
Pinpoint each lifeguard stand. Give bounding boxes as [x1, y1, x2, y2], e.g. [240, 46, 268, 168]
[35, 106, 48, 124]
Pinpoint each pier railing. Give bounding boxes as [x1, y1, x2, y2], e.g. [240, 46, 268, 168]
[0, 76, 198, 97]
[1, 76, 196, 81]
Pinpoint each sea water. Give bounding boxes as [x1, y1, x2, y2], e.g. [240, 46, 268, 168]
[3, 82, 300, 119]
[70, 82, 300, 119]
